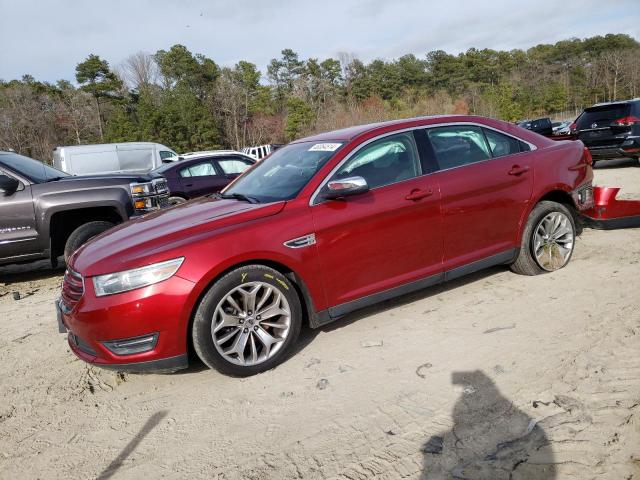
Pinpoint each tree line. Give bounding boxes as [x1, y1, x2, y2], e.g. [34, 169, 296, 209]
[1, 33, 638, 163]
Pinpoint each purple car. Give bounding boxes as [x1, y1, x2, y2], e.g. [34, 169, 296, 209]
[151, 151, 255, 205]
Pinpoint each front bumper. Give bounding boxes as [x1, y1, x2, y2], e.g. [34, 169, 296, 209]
[58, 274, 195, 373]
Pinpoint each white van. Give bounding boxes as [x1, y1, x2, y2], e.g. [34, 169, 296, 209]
[53, 142, 178, 175]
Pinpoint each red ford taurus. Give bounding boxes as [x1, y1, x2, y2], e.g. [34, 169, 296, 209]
[58, 115, 594, 376]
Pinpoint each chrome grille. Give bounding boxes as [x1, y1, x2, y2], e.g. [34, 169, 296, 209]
[61, 268, 84, 308]
[153, 178, 169, 194]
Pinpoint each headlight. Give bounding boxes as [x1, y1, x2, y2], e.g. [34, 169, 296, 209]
[92, 257, 184, 296]
[130, 182, 153, 196]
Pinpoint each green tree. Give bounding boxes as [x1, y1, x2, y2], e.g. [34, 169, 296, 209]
[284, 97, 314, 140]
[75, 54, 123, 141]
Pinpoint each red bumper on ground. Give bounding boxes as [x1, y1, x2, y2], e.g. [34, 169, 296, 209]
[581, 187, 640, 230]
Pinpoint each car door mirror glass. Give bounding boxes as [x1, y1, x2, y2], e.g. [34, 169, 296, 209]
[322, 176, 369, 200]
[0, 174, 20, 195]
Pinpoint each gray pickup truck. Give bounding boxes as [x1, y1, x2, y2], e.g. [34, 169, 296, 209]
[0, 151, 169, 268]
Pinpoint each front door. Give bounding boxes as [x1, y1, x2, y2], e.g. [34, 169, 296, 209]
[178, 160, 227, 198]
[311, 131, 443, 311]
[0, 170, 38, 260]
[215, 156, 254, 185]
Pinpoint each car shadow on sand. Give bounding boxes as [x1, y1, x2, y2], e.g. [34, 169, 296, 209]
[593, 157, 639, 169]
[421, 370, 555, 479]
[0, 258, 65, 284]
[295, 265, 507, 351]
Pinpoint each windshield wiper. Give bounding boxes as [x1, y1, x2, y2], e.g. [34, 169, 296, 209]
[219, 192, 260, 204]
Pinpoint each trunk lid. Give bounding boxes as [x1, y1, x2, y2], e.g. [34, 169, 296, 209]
[576, 103, 632, 148]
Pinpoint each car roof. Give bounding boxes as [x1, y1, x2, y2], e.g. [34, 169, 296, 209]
[591, 98, 640, 108]
[179, 150, 248, 159]
[292, 115, 533, 143]
[54, 142, 170, 150]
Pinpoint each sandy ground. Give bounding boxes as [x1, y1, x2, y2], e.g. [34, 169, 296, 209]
[1, 159, 639, 480]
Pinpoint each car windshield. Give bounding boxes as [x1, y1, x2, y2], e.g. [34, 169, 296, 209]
[223, 141, 343, 203]
[0, 152, 70, 183]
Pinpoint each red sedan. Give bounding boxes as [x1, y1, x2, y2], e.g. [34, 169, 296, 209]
[58, 115, 594, 376]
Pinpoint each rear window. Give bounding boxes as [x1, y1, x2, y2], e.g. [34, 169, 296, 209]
[577, 104, 631, 129]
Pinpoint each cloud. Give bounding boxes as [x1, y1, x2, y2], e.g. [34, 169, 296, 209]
[0, 0, 638, 82]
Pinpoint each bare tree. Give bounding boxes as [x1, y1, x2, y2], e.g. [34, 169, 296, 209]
[120, 52, 159, 91]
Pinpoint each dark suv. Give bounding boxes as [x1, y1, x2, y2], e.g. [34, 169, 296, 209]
[572, 99, 640, 166]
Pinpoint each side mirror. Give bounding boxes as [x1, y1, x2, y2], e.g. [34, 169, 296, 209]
[0, 175, 19, 195]
[322, 176, 369, 200]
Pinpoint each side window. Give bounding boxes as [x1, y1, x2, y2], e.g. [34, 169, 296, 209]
[179, 161, 216, 178]
[159, 150, 176, 160]
[332, 132, 421, 189]
[217, 158, 252, 175]
[427, 126, 490, 170]
[483, 128, 522, 157]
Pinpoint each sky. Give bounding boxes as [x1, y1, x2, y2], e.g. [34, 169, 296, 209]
[1, 0, 638, 83]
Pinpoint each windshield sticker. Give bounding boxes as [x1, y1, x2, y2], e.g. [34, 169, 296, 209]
[308, 143, 341, 152]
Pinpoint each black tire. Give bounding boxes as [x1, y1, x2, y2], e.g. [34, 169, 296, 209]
[63, 221, 114, 262]
[192, 265, 302, 376]
[591, 159, 598, 168]
[169, 196, 187, 206]
[511, 201, 576, 276]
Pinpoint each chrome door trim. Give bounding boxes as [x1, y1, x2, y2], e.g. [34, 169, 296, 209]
[0, 237, 37, 245]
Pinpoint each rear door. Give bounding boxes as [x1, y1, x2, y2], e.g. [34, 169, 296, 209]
[177, 159, 227, 198]
[0, 168, 39, 259]
[423, 125, 534, 271]
[576, 103, 633, 149]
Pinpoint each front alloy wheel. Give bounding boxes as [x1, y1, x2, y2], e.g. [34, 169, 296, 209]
[192, 265, 302, 376]
[212, 281, 292, 366]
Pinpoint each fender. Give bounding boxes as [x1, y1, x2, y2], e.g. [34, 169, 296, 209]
[33, 187, 129, 253]
[176, 249, 328, 344]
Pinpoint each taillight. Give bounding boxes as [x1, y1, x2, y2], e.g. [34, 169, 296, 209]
[611, 116, 640, 127]
[569, 122, 577, 133]
[583, 147, 593, 166]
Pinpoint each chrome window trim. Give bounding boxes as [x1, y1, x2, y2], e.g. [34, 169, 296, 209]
[309, 122, 537, 206]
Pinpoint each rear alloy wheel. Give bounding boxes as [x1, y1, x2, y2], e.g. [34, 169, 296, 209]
[511, 201, 576, 275]
[532, 211, 575, 271]
[192, 265, 302, 376]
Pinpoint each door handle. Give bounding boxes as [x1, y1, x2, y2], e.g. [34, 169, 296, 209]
[405, 188, 434, 201]
[185, 183, 194, 187]
[508, 165, 530, 176]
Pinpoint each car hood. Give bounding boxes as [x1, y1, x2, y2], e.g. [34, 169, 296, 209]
[71, 197, 285, 276]
[56, 173, 153, 182]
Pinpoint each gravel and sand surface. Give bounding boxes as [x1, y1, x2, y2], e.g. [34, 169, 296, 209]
[1, 159, 639, 479]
